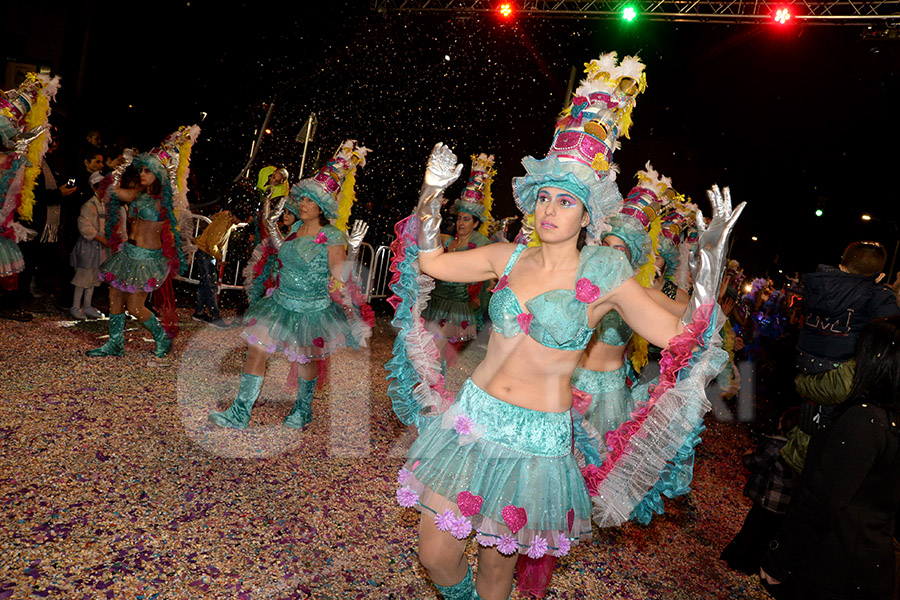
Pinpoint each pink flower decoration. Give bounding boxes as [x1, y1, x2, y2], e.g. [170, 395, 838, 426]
[467, 242, 477, 250]
[571, 388, 592, 415]
[297, 355, 310, 365]
[453, 414, 475, 436]
[492, 275, 509, 293]
[314, 232, 327, 244]
[146, 277, 158, 288]
[265, 344, 276, 354]
[313, 337, 325, 348]
[247, 335, 259, 345]
[575, 278, 601, 303]
[527, 536, 548, 559]
[396, 487, 418, 508]
[501, 504, 528, 534]
[456, 491, 484, 517]
[126, 284, 138, 293]
[475, 534, 497, 547]
[557, 535, 571, 556]
[103, 272, 115, 283]
[460, 320, 469, 329]
[265, 287, 276, 297]
[517, 313, 533, 335]
[496, 534, 519, 555]
[449, 515, 473, 540]
[435, 509, 455, 532]
[581, 464, 603, 497]
[397, 468, 412, 485]
[143, 283, 154, 293]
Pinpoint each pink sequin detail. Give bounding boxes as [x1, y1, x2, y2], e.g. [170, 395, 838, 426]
[516, 313, 533, 335]
[313, 337, 325, 348]
[456, 491, 484, 517]
[571, 388, 592, 415]
[501, 504, 528, 534]
[314, 232, 327, 244]
[492, 275, 509, 292]
[566, 508, 575, 533]
[575, 278, 601, 303]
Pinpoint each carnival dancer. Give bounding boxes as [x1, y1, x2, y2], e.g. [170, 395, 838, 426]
[0, 73, 60, 321]
[86, 125, 200, 358]
[210, 140, 373, 430]
[387, 52, 744, 600]
[421, 153, 496, 372]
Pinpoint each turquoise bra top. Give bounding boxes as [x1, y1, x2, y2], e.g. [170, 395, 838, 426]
[595, 310, 633, 347]
[488, 244, 633, 351]
[129, 194, 162, 222]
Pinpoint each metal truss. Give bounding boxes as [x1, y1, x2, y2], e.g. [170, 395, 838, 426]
[371, 1, 900, 25]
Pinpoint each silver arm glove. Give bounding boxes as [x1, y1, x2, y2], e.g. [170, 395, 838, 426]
[262, 191, 287, 251]
[682, 185, 746, 325]
[340, 220, 369, 282]
[415, 143, 463, 253]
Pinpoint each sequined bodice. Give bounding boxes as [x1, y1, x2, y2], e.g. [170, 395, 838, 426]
[488, 244, 633, 351]
[595, 310, 632, 347]
[272, 225, 345, 309]
[129, 194, 161, 221]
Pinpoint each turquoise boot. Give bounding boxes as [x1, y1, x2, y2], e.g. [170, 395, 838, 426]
[434, 566, 474, 600]
[141, 314, 171, 357]
[283, 376, 316, 429]
[86, 313, 126, 357]
[209, 373, 263, 429]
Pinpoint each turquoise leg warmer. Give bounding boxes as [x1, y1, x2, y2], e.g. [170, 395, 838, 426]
[141, 314, 171, 357]
[283, 376, 316, 429]
[209, 373, 263, 429]
[86, 313, 126, 357]
[434, 566, 474, 600]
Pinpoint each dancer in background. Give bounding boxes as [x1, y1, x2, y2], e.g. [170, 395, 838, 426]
[86, 125, 199, 358]
[210, 140, 373, 430]
[421, 153, 496, 374]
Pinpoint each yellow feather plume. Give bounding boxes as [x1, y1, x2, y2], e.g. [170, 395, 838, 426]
[18, 92, 52, 223]
[334, 168, 356, 233]
[477, 167, 495, 237]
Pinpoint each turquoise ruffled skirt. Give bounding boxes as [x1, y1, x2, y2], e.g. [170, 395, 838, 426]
[572, 365, 635, 440]
[241, 287, 364, 363]
[396, 379, 592, 558]
[422, 280, 477, 343]
[100, 243, 169, 292]
[0, 237, 24, 278]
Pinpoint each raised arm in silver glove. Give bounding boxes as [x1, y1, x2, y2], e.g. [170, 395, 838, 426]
[682, 185, 746, 324]
[261, 191, 287, 251]
[415, 143, 463, 253]
[340, 220, 369, 282]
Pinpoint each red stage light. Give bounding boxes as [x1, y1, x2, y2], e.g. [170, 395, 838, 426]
[498, 2, 513, 18]
[774, 7, 792, 24]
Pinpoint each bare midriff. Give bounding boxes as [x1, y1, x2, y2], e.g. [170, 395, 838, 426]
[470, 331, 583, 413]
[578, 338, 625, 372]
[129, 219, 164, 250]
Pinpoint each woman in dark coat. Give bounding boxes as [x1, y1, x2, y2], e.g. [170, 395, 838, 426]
[760, 316, 900, 600]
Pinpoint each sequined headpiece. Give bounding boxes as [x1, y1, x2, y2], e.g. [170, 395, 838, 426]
[453, 153, 495, 222]
[512, 52, 647, 239]
[289, 139, 369, 220]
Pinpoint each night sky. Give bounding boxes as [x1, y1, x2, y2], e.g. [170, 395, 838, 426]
[6, 1, 899, 282]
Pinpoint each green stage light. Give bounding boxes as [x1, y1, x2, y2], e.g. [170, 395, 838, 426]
[622, 5, 637, 21]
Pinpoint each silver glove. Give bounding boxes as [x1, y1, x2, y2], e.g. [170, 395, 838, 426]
[9, 125, 48, 153]
[415, 143, 463, 253]
[682, 185, 746, 325]
[262, 192, 287, 251]
[340, 220, 369, 282]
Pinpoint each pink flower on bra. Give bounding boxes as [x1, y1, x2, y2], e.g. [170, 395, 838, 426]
[575, 278, 601, 303]
[517, 313, 533, 335]
[492, 275, 509, 293]
[314, 232, 327, 244]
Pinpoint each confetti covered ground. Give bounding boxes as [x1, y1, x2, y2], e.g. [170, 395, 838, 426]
[1, 301, 771, 599]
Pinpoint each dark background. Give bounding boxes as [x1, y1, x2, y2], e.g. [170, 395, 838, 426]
[4, 1, 899, 283]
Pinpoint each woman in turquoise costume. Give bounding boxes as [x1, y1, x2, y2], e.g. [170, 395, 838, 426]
[387, 53, 744, 600]
[210, 140, 372, 430]
[86, 126, 199, 358]
[421, 153, 495, 368]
